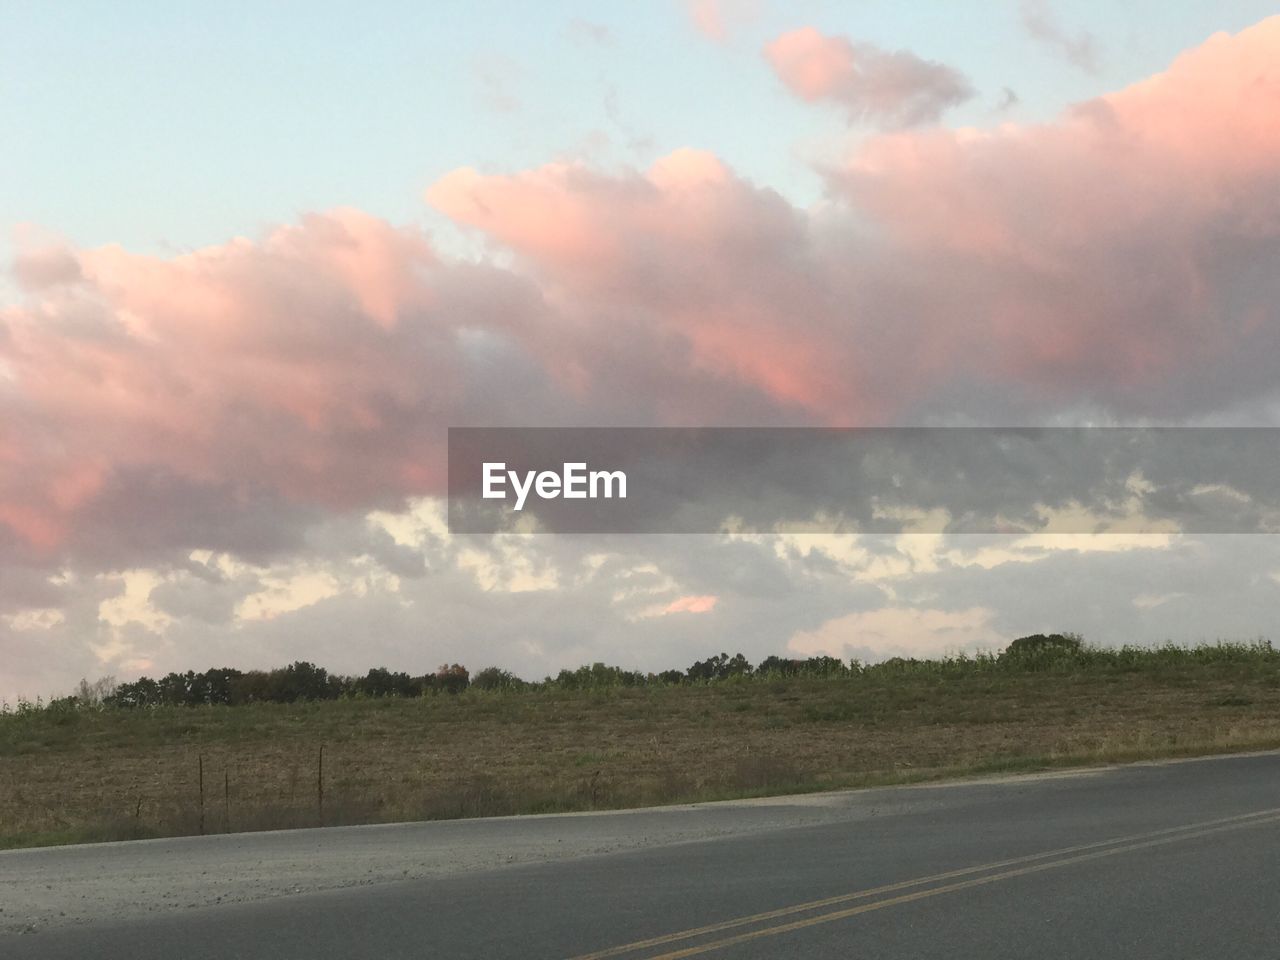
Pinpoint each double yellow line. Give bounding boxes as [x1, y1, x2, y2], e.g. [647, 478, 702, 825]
[568, 805, 1280, 960]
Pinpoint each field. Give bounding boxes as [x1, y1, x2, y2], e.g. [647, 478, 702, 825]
[3, 644, 1280, 850]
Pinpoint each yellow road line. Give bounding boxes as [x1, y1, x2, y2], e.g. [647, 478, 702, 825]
[567, 805, 1280, 960]
[638, 811, 1280, 960]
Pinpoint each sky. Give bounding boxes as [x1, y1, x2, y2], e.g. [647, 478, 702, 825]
[3, 1, 1280, 701]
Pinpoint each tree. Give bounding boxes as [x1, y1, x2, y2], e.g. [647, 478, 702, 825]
[757, 656, 801, 677]
[686, 652, 753, 683]
[189, 668, 243, 705]
[435, 663, 470, 694]
[471, 667, 523, 692]
[355, 667, 420, 698]
[74, 676, 118, 707]
[799, 655, 848, 677]
[266, 661, 333, 702]
[109, 676, 160, 708]
[554, 662, 645, 689]
[999, 633, 1084, 666]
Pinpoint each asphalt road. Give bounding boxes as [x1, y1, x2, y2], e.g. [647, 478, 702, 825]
[5, 752, 1280, 959]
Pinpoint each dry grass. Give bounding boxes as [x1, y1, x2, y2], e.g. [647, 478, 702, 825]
[4, 659, 1280, 849]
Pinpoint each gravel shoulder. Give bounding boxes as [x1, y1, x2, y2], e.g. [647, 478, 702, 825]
[0, 767, 1116, 934]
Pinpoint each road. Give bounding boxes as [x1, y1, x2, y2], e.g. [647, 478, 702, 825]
[4, 752, 1280, 959]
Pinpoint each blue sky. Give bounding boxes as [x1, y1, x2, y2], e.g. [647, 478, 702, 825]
[4, 0, 1276, 258]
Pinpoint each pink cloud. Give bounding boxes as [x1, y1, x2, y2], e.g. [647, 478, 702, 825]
[4, 17, 1280, 569]
[428, 149, 875, 420]
[10, 243, 82, 291]
[685, 0, 758, 42]
[832, 16, 1280, 396]
[431, 16, 1280, 420]
[0, 210, 553, 557]
[764, 27, 974, 127]
[663, 594, 719, 614]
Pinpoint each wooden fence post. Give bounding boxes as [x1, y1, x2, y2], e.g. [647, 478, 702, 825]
[317, 743, 325, 824]
[198, 754, 205, 836]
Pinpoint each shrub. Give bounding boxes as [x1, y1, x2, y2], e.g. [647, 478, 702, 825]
[686, 652, 753, 683]
[866, 656, 926, 677]
[73, 676, 118, 707]
[471, 667, 524, 692]
[110, 676, 162, 708]
[553, 662, 646, 690]
[798, 655, 850, 678]
[999, 633, 1086, 669]
[757, 656, 801, 677]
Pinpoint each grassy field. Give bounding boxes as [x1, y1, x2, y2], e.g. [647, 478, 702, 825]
[3, 644, 1280, 850]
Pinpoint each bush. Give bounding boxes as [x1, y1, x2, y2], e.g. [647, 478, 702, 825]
[798, 655, 850, 678]
[553, 662, 646, 690]
[686, 652, 753, 683]
[73, 676, 118, 707]
[471, 667, 524, 692]
[756, 656, 801, 677]
[999, 633, 1086, 669]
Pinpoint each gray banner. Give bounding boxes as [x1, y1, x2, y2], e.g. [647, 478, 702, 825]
[448, 427, 1280, 534]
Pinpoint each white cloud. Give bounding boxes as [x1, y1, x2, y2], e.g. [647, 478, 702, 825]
[789, 605, 1004, 661]
[235, 570, 343, 622]
[3, 607, 65, 632]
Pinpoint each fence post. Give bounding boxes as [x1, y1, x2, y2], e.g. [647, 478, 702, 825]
[198, 754, 205, 836]
[317, 743, 325, 824]
[224, 768, 231, 834]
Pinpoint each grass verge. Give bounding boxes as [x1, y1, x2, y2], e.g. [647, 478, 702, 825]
[4, 648, 1280, 850]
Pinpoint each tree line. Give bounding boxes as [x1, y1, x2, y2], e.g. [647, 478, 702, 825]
[67, 632, 1268, 711]
[100, 651, 866, 708]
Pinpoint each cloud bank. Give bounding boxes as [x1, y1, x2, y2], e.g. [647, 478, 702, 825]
[4, 18, 1280, 696]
